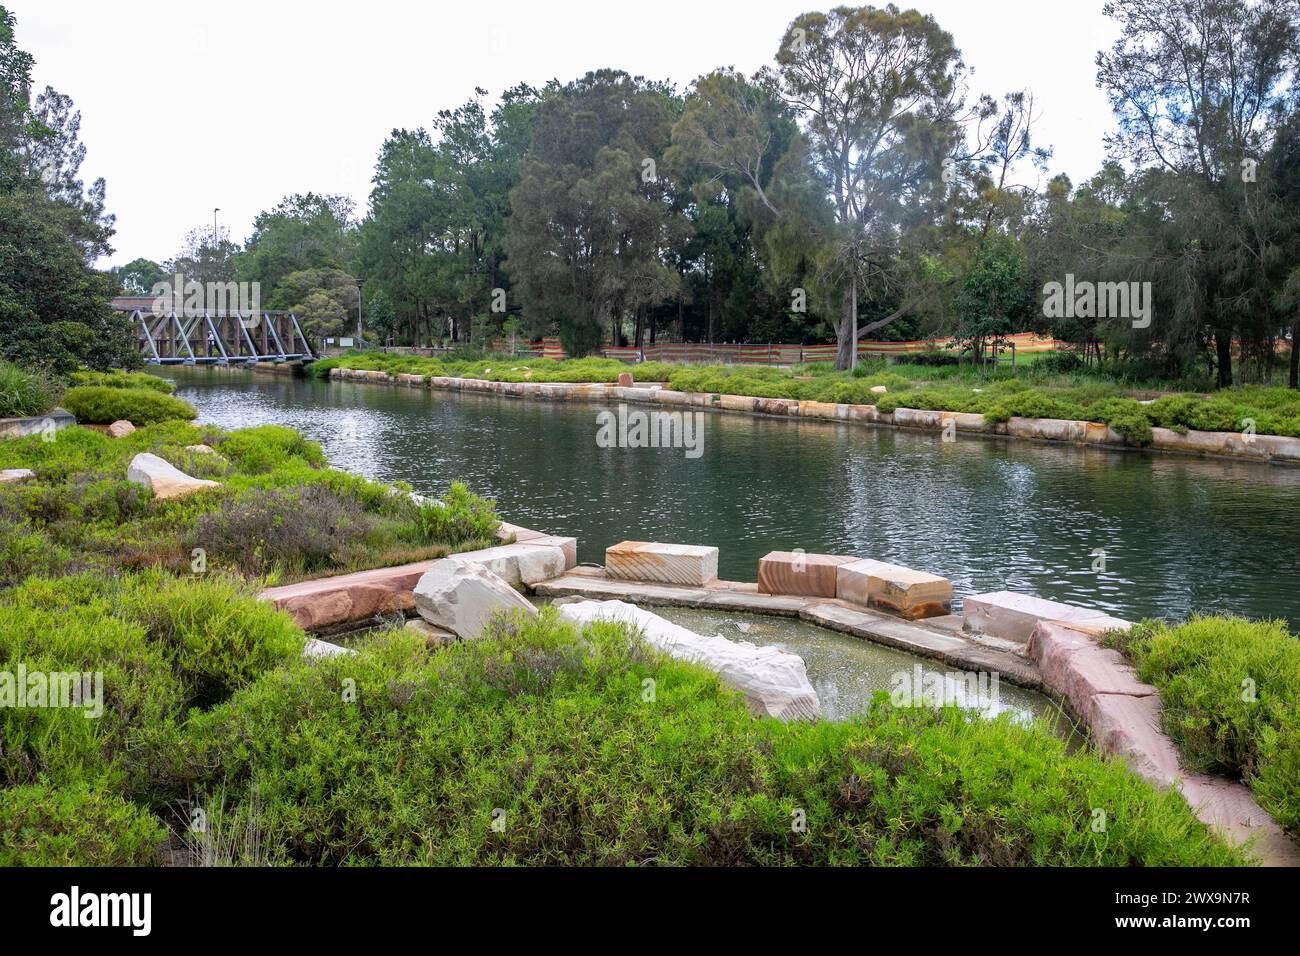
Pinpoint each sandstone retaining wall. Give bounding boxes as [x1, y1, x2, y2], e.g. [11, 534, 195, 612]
[326, 367, 1300, 465]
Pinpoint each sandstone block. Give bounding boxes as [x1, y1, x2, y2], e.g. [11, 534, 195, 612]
[835, 558, 951, 619]
[962, 590, 1119, 643]
[758, 551, 855, 598]
[126, 452, 219, 500]
[1088, 692, 1182, 786]
[605, 541, 719, 586]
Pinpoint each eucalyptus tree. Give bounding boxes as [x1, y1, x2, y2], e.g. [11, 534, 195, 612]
[666, 69, 820, 343]
[238, 193, 357, 296]
[774, 5, 965, 367]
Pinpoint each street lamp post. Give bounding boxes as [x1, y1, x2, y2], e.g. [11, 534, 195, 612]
[356, 278, 365, 345]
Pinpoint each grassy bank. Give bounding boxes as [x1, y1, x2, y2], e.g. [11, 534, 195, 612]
[1108, 616, 1300, 836]
[313, 352, 1300, 443]
[0, 590, 1245, 866]
[0, 421, 500, 588]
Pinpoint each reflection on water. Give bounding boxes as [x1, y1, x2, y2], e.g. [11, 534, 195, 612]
[164, 368, 1300, 628]
[652, 606, 1076, 741]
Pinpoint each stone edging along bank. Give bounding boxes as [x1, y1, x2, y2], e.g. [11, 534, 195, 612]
[324, 366, 1300, 466]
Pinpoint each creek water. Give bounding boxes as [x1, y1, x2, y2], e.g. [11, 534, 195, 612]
[165, 367, 1300, 630]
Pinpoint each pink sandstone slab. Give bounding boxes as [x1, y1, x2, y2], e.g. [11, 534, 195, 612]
[1178, 773, 1300, 867]
[758, 551, 857, 598]
[263, 560, 430, 630]
[962, 590, 1122, 644]
[1029, 622, 1156, 720]
[605, 540, 719, 586]
[1088, 693, 1184, 788]
[835, 558, 952, 619]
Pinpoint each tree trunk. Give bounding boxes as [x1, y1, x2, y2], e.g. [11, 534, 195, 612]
[834, 269, 860, 371]
[1215, 331, 1233, 389]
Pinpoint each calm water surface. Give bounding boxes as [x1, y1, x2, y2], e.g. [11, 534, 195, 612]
[165, 368, 1300, 628]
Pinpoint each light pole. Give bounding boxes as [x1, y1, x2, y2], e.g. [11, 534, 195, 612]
[213, 208, 220, 245]
[356, 278, 365, 345]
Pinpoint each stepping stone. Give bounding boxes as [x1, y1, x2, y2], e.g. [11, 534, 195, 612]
[758, 551, 855, 598]
[962, 590, 1125, 644]
[605, 541, 719, 586]
[835, 558, 952, 619]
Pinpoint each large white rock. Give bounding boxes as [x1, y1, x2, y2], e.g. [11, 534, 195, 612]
[0, 468, 35, 483]
[126, 452, 219, 500]
[557, 599, 820, 721]
[303, 638, 354, 659]
[413, 558, 537, 640]
[450, 542, 568, 586]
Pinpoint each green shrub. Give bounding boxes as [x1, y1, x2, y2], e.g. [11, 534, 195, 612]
[209, 424, 326, 473]
[0, 572, 304, 791]
[1110, 615, 1300, 834]
[0, 781, 164, 866]
[68, 370, 175, 394]
[61, 385, 196, 425]
[0, 361, 61, 418]
[144, 608, 1242, 866]
[413, 481, 500, 545]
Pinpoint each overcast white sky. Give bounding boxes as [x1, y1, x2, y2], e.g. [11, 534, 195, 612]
[11, 0, 1122, 267]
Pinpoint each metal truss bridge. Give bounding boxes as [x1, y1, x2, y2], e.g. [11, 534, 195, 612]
[112, 298, 314, 365]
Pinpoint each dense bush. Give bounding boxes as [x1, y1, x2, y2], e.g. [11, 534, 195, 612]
[68, 370, 175, 394]
[208, 424, 326, 473]
[139, 608, 1243, 866]
[60, 385, 196, 425]
[1109, 615, 1300, 835]
[0, 572, 303, 792]
[413, 480, 501, 545]
[0, 782, 164, 866]
[0, 361, 62, 418]
[193, 484, 376, 577]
